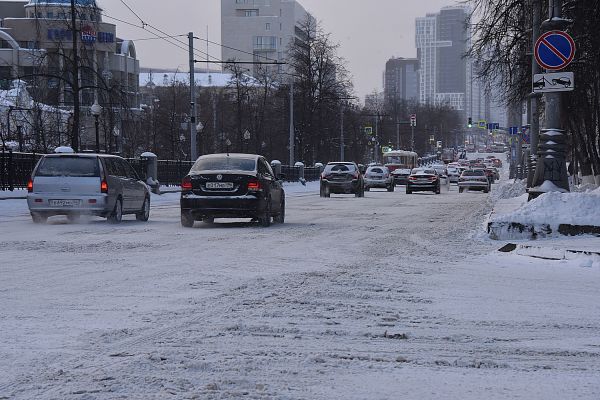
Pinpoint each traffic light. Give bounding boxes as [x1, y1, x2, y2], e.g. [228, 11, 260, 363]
[468, 117, 473, 128]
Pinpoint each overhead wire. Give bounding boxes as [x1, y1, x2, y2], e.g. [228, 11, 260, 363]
[113, 0, 281, 64]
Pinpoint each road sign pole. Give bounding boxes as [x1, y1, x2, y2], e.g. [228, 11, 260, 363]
[530, 0, 570, 199]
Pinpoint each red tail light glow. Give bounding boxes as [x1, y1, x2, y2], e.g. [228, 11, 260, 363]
[27, 179, 33, 193]
[181, 176, 192, 191]
[247, 179, 262, 191]
[101, 180, 108, 193]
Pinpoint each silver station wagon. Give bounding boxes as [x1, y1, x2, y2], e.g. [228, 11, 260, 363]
[27, 153, 150, 224]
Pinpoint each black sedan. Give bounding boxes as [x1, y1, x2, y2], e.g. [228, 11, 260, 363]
[320, 162, 365, 197]
[406, 168, 441, 194]
[180, 154, 285, 227]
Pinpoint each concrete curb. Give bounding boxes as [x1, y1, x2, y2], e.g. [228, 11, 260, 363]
[488, 221, 600, 240]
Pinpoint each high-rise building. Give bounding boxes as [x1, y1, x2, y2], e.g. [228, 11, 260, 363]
[221, 0, 312, 75]
[383, 57, 419, 105]
[416, 6, 469, 111]
[415, 5, 506, 126]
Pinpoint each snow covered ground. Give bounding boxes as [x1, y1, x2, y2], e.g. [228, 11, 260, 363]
[1, 169, 599, 399]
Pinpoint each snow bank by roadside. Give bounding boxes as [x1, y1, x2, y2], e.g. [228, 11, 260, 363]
[490, 187, 600, 227]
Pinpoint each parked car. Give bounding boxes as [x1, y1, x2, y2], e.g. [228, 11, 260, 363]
[406, 168, 441, 194]
[180, 153, 285, 227]
[364, 166, 394, 192]
[391, 168, 412, 185]
[458, 169, 490, 193]
[320, 162, 365, 197]
[27, 152, 150, 224]
[484, 167, 496, 184]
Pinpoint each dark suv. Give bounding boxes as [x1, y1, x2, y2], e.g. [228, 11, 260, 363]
[320, 162, 365, 197]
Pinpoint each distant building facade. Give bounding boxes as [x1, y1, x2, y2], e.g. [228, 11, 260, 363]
[0, 0, 140, 108]
[416, 6, 469, 111]
[414, 5, 506, 126]
[221, 0, 312, 75]
[383, 57, 419, 105]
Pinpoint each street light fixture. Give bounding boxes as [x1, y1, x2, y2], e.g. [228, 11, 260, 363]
[90, 100, 103, 153]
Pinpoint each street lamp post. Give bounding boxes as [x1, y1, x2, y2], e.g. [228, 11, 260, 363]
[91, 100, 102, 153]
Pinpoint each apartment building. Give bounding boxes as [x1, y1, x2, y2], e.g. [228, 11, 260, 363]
[221, 0, 312, 75]
[383, 57, 419, 105]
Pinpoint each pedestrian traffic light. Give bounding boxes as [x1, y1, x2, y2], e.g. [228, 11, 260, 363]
[468, 117, 473, 128]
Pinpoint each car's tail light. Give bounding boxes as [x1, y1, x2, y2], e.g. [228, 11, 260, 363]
[101, 180, 108, 193]
[27, 179, 33, 193]
[247, 178, 262, 192]
[409, 176, 417, 181]
[181, 176, 192, 191]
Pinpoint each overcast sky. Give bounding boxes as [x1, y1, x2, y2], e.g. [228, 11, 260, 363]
[99, 0, 458, 99]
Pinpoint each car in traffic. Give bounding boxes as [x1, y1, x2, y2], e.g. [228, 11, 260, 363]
[320, 162, 365, 197]
[180, 153, 285, 227]
[27, 152, 150, 224]
[458, 169, 490, 193]
[447, 166, 461, 183]
[406, 168, 441, 194]
[391, 168, 412, 185]
[364, 165, 394, 192]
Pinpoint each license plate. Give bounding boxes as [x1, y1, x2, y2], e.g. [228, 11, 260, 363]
[50, 199, 81, 207]
[206, 182, 234, 189]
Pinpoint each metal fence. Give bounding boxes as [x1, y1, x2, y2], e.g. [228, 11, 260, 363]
[0, 151, 318, 191]
[0, 151, 41, 191]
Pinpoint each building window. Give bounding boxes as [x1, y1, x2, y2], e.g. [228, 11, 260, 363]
[253, 36, 277, 51]
[244, 9, 258, 16]
[265, 23, 271, 31]
[47, 12, 54, 19]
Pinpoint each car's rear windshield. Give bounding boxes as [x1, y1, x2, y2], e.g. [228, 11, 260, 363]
[35, 156, 100, 177]
[463, 170, 485, 176]
[411, 169, 435, 175]
[191, 156, 256, 172]
[325, 164, 356, 172]
[368, 167, 384, 174]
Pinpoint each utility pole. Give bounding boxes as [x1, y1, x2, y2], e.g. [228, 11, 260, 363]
[340, 103, 345, 161]
[289, 80, 294, 165]
[527, 0, 542, 187]
[529, 0, 570, 199]
[395, 115, 400, 150]
[70, 0, 80, 151]
[188, 32, 197, 161]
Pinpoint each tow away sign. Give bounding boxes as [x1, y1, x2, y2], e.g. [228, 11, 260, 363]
[533, 72, 574, 93]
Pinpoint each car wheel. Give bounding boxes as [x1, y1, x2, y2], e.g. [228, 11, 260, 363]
[273, 198, 285, 224]
[108, 198, 123, 224]
[320, 184, 325, 197]
[406, 188, 412, 194]
[259, 198, 272, 227]
[484, 187, 490, 194]
[365, 187, 370, 192]
[136, 197, 150, 222]
[31, 212, 47, 224]
[324, 185, 331, 198]
[435, 185, 441, 194]
[459, 187, 464, 193]
[181, 211, 194, 228]
[387, 184, 394, 192]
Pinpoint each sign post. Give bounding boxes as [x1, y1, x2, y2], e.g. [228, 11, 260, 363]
[409, 114, 416, 152]
[529, 12, 573, 199]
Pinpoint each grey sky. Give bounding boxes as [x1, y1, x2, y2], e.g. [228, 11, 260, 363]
[99, 0, 458, 99]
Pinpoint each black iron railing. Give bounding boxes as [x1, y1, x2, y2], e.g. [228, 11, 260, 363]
[1, 151, 319, 191]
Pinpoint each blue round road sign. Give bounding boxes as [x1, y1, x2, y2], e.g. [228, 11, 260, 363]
[535, 30, 576, 71]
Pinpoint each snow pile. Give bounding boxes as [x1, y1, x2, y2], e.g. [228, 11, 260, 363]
[490, 190, 600, 227]
[492, 179, 527, 201]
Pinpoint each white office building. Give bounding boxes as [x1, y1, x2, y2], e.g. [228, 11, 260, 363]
[221, 0, 312, 75]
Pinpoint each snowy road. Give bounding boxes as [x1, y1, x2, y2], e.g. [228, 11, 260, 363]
[1, 181, 599, 399]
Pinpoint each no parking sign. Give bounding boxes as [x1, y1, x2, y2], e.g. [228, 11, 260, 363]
[535, 30, 575, 71]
